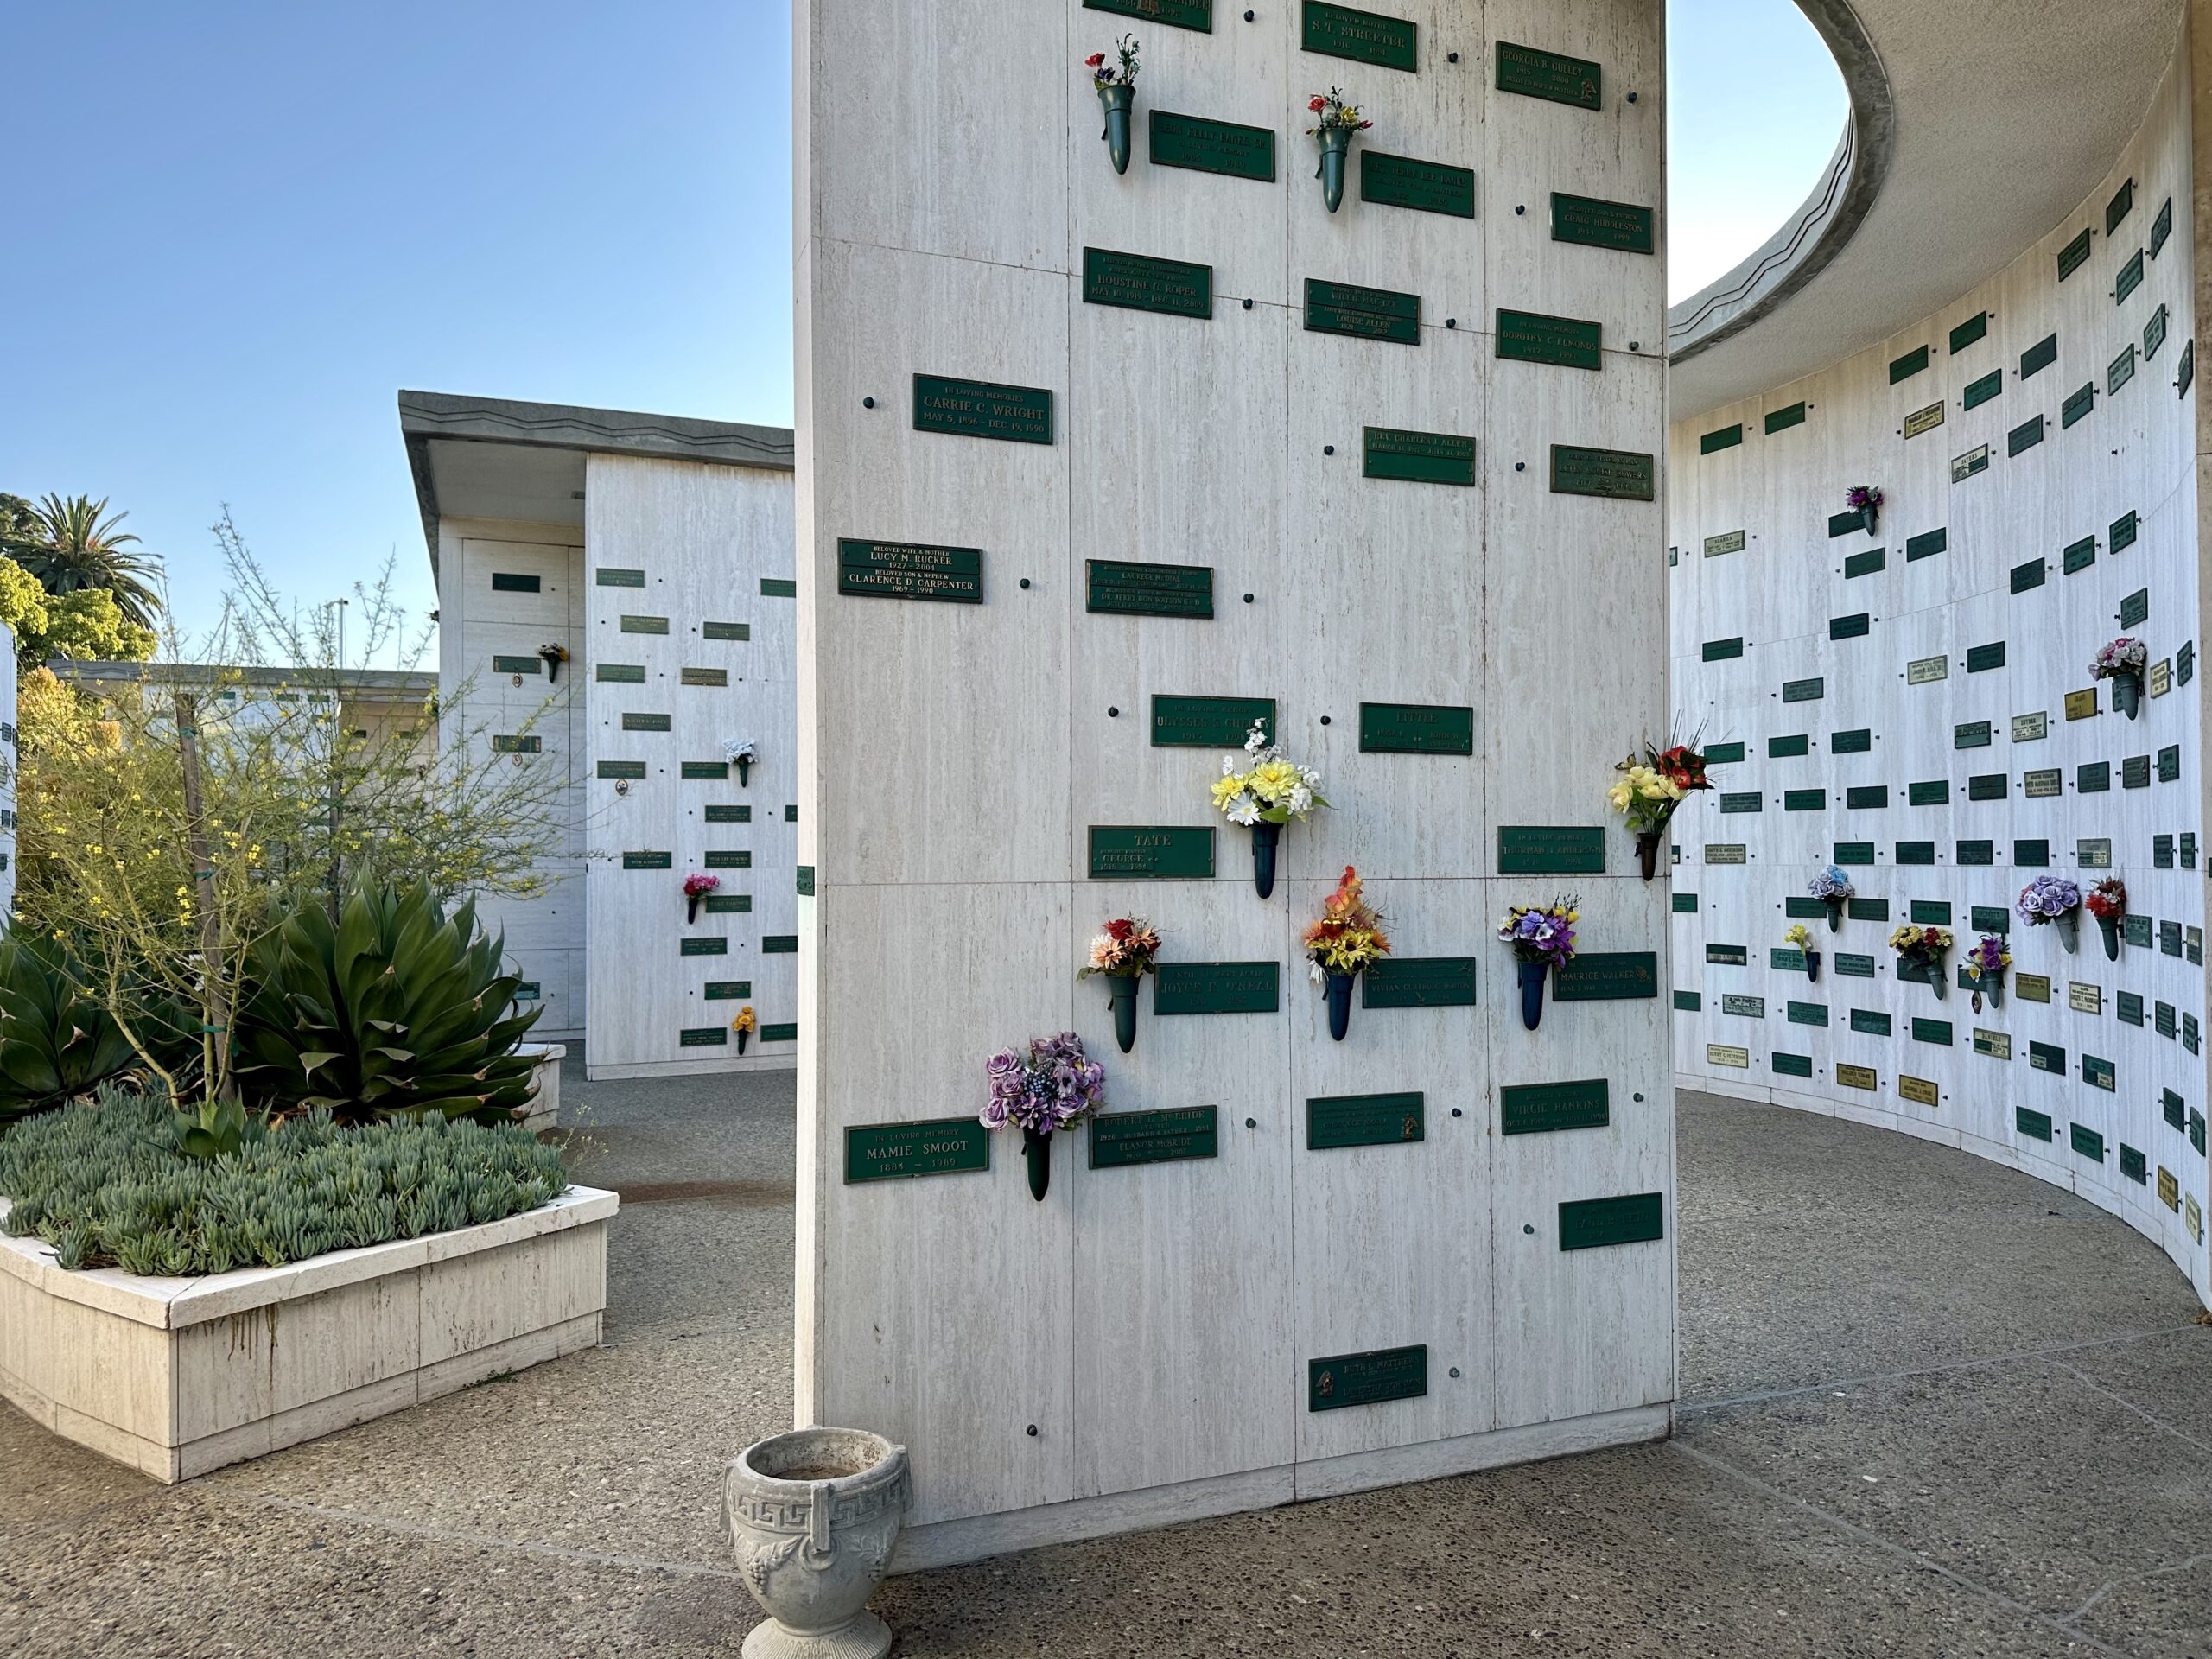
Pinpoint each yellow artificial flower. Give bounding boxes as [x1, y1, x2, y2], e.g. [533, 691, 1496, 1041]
[1608, 781, 1632, 810]
[1250, 759, 1300, 798]
[1211, 774, 1246, 810]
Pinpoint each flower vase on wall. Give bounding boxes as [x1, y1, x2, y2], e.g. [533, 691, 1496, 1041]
[1806, 950, 1821, 983]
[1325, 971, 1356, 1041]
[1099, 82, 1134, 175]
[1021, 1127, 1052, 1202]
[1517, 961, 1548, 1031]
[1927, 967, 1946, 1001]
[1826, 899, 1845, 933]
[1107, 976, 1139, 1053]
[2098, 915, 2121, 960]
[1249, 821, 1281, 899]
[2056, 911, 2080, 953]
[1316, 127, 1351, 212]
[2112, 673, 2141, 720]
[1636, 830, 1662, 881]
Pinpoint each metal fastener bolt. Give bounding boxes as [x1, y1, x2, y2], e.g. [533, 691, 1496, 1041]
[1319, 715, 1332, 725]
[1245, 1116, 1256, 1128]
[1019, 577, 1031, 589]
[1107, 707, 1119, 718]
[1026, 1425, 1038, 1437]
[1323, 444, 1334, 455]
[861, 397, 874, 408]
[1523, 1224, 1535, 1236]
[1243, 593, 1255, 604]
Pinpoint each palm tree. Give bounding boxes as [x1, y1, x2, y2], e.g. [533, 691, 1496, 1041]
[22, 493, 163, 627]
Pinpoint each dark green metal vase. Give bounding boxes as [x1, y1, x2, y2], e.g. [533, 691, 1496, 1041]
[1249, 820, 1281, 899]
[2099, 915, 2120, 960]
[1518, 960, 1547, 1031]
[737, 757, 751, 786]
[1316, 128, 1351, 213]
[1099, 83, 1134, 175]
[2113, 673, 2140, 719]
[1107, 976, 1139, 1053]
[1325, 972, 1356, 1041]
[1022, 1127, 1052, 1202]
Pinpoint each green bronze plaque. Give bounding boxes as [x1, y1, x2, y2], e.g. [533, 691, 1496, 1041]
[2021, 334, 2059, 380]
[1829, 510, 1867, 538]
[1844, 548, 1885, 579]
[1495, 41, 1600, 108]
[1706, 741, 1746, 762]
[1090, 1106, 1219, 1169]
[1967, 773, 2006, 802]
[1958, 840, 1994, 866]
[1951, 311, 1989, 353]
[1551, 193, 1656, 255]
[1554, 952, 1657, 1001]
[599, 760, 648, 780]
[1307, 1091, 1424, 1150]
[596, 567, 645, 588]
[1912, 1018, 1953, 1046]
[2108, 177, 2134, 233]
[679, 1027, 727, 1049]
[1954, 721, 1991, 749]
[2181, 641, 2196, 684]
[2121, 1143, 2147, 1182]
[1501, 1079, 1608, 1135]
[1300, 0, 1415, 70]
[1550, 445, 1654, 500]
[2009, 416, 2045, 456]
[1783, 677, 1824, 703]
[1906, 528, 1948, 562]
[1308, 1344, 1427, 1413]
[2015, 838, 2050, 866]
[2018, 1106, 2056, 1141]
[760, 578, 796, 598]
[796, 866, 813, 896]
[2058, 228, 2093, 281]
[845, 1117, 989, 1185]
[1363, 426, 1475, 486]
[1701, 424, 1744, 455]
[1783, 790, 1825, 812]
[1766, 402, 1808, 434]
[1151, 695, 1274, 748]
[1088, 825, 1216, 879]
[1897, 841, 1936, 866]
[705, 804, 752, 823]
[2062, 383, 2095, 429]
[703, 895, 751, 914]
[1675, 991, 1701, 1011]
[1773, 949, 1808, 972]
[1831, 613, 1871, 641]
[682, 667, 728, 687]
[1848, 786, 1888, 810]
[1847, 898, 1890, 923]
[760, 1022, 798, 1043]
[1702, 638, 1743, 663]
[1834, 953, 1876, 978]
[1890, 345, 1930, 384]
[1964, 369, 2003, 410]
[1148, 110, 1275, 181]
[620, 614, 669, 635]
[2111, 509, 2139, 551]
[1305, 278, 1420, 344]
[702, 620, 750, 641]
[704, 981, 753, 1000]
[1154, 961, 1279, 1015]
[1087, 0, 1212, 24]
[1831, 728, 1872, 754]
[761, 935, 798, 955]
[1497, 308, 1602, 370]
[1718, 791, 1762, 813]
[683, 761, 730, 780]
[1910, 781, 1949, 806]
[912, 374, 1054, 444]
[1834, 842, 1876, 866]
[1787, 1000, 1827, 1027]
[2120, 587, 2149, 628]
[1361, 151, 1473, 218]
[1770, 734, 1810, 758]
[2158, 742, 2180, 781]
[490, 571, 540, 594]
[2180, 339, 2195, 396]
[1772, 1052, 1815, 1078]
[491, 734, 539, 753]
[1673, 893, 1698, 913]
[1705, 944, 1748, 967]
[1084, 246, 1212, 319]
[621, 850, 671, 870]
[1086, 558, 1213, 619]
[597, 664, 646, 684]
[2146, 306, 2169, 359]
[493, 655, 542, 676]
[2082, 1055, 2116, 1092]
[2152, 194, 2173, 254]
[1850, 1010, 1891, 1037]
[1363, 957, 1476, 1009]
[1497, 826, 1605, 874]
[621, 712, 671, 733]
[1967, 641, 2005, 672]
[2116, 250, 2145, 305]
[2110, 344, 2137, 393]
[1970, 906, 2010, 934]
[2010, 558, 2046, 594]
[680, 938, 727, 957]
[836, 538, 983, 604]
[1559, 1192, 1664, 1251]
[1359, 702, 1472, 754]
[702, 850, 751, 869]
[2122, 754, 2150, 788]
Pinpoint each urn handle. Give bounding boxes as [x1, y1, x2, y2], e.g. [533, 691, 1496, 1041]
[805, 1480, 836, 1567]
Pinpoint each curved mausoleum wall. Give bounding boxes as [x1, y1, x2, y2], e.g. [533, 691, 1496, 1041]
[1668, 35, 2209, 1300]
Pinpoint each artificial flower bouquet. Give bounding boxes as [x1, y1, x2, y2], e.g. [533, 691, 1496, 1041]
[1086, 35, 1141, 173]
[1964, 935, 2011, 1007]
[683, 870, 719, 923]
[1212, 721, 1326, 897]
[1784, 921, 1820, 981]
[1846, 484, 1883, 531]
[982, 1033, 1107, 1200]
[1810, 865, 1854, 930]
[1611, 733, 1715, 876]
[1498, 897, 1578, 1030]
[2087, 877, 2127, 959]
[2017, 874, 2082, 951]
[1081, 916, 1162, 1052]
[2092, 637, 2148, 718]
[1305, 868, 1390, 1040]
[733, 1004, 758, 1052]
[538, 642, 569, 683]
[1890, 925, 1953, 997]
[725, 737, 758, 785]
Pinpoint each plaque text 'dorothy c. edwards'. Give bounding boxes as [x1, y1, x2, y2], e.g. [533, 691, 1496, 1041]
[1497, 308, 1604, 370]
[1088, 825, 1216, 880]
[836, 539, 982, 603]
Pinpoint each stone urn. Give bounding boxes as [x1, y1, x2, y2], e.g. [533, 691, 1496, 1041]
[725, 1427, 911, 1659]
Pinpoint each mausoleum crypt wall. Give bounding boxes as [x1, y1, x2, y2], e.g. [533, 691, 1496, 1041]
[798, 1, 1676, 1569]
[1667, 39, 2210, 1303]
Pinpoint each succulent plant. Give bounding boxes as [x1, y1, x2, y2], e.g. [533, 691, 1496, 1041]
[232, 880, 543, 1126]
[0, 932, 169, 1125]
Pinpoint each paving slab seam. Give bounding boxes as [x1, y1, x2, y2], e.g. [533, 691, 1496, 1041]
[2045, 1357, 2212, 1459]
[1666, 1440, 2136, 1659]
[245, 1493, 743, 1583]
[1679, 1323, 2210, 1415]
[2063, 1548, 2212, 1627]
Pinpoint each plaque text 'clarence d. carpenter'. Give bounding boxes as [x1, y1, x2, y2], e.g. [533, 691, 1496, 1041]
[836, 539, 983, 603]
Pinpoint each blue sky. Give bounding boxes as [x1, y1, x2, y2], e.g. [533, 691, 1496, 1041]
[3, 1, 1840, 656]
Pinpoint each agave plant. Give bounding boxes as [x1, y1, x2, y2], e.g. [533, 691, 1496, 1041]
[0, 933, 156, 1124]
[233, 881, 543, 1126]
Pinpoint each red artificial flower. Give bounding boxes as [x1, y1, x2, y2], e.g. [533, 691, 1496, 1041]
[1309, 95, 1328, 112]
[1085, 52, 1105, 67]
[1105, 918, 1133, 941]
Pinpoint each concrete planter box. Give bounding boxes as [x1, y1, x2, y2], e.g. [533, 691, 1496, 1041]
[517, 1042, 569, 1132]
[0, 1185, 616, 1482]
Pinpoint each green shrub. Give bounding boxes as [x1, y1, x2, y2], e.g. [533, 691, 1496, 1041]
[0, 933, 188, 1125]
[0, 1085, 569, 1275]
[233, 880, 542, 1126]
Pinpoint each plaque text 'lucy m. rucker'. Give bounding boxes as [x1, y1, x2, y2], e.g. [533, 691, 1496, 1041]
[836, 539, 983, 603]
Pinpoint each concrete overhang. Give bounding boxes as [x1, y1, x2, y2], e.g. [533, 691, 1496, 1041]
[1668, 0, 2186, 421]
[397, 390, 794, 578]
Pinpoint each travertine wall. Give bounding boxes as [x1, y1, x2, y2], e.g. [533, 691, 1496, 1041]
[798, 0, 1676, 1567]
[1669, 33, 2209, 1301]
